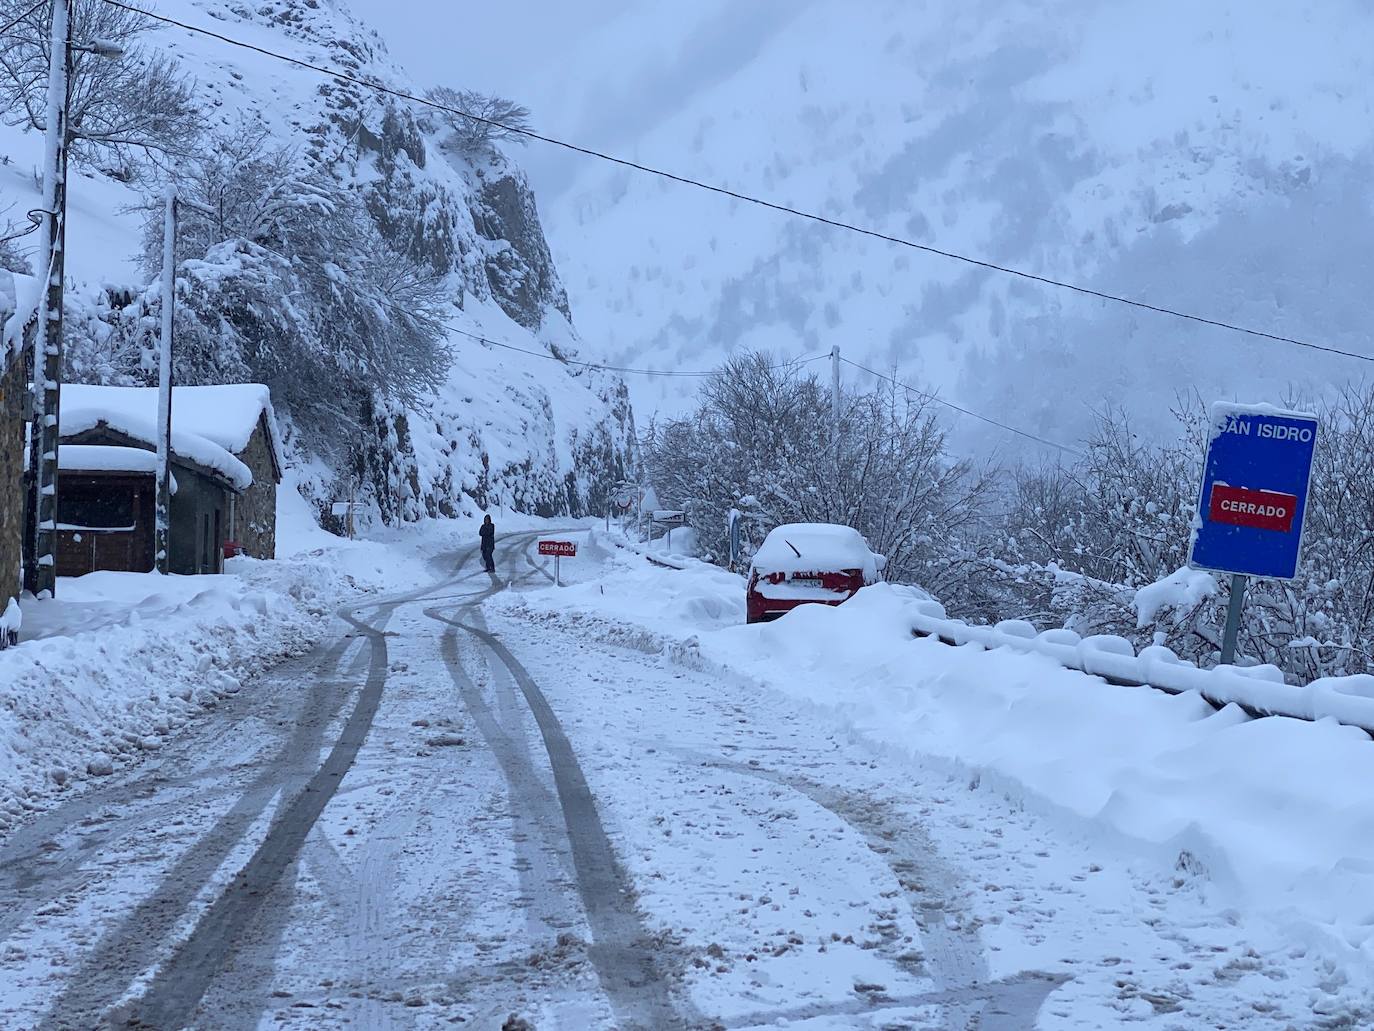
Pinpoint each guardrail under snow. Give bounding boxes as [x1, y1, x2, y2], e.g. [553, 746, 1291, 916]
[906, 598, 1374, 737]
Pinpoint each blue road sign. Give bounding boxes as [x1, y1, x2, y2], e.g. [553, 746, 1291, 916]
[1189, 403, 1318, 581]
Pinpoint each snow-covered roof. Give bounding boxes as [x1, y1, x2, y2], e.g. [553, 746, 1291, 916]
[58, 445, 181, 494]
[58, 444, 160, 474]
[61, 387, 253, 492]
[61, 383, 282, 471]
[752, 523, 882, 578]
[1, 269, 40, 375]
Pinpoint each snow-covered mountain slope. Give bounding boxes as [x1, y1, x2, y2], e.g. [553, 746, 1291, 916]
[0, 0, 634, 520]
[534, 0, 1374, 451]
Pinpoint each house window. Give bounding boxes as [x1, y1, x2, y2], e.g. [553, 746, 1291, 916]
[58, 486, 134, 530]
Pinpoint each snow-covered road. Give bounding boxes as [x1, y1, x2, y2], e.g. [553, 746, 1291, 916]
[0, 526, 1366, 1029]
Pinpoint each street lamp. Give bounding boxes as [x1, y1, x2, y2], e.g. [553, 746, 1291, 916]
[25, 0, 123, 598]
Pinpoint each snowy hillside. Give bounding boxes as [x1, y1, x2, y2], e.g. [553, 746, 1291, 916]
[0, 0, 635, 520]
[533, 0, 1374, 450]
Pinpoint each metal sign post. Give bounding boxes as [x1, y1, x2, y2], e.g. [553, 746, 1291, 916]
[1219, 573, 1247, 666]
[538, 539, 577, 586]
[1189, 402, 1319, 666]
[651, 510, 686, 555]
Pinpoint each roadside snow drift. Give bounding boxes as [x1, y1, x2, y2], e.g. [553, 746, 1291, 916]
[0, 507, 377, 829]
[512, 553, 1374, 966]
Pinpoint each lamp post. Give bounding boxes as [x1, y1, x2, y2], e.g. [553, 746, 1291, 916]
[25, 0, 72, 599]
[24, 1, 124, 597]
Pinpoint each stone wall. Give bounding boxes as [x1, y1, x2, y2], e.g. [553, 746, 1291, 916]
[232, 418, 277, 560]
[0, 360, 25, 616]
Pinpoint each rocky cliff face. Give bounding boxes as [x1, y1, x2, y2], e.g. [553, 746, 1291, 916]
[35, 0, 637, 526]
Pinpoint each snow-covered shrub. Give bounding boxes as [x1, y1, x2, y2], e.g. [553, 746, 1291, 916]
[991, 389, 1374, 681]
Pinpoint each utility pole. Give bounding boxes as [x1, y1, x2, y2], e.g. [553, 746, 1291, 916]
[26, 0, 72, 599]
[830, 345, 841, 495]
[831, 345, 841, 439]
[154, 189, 176, 573]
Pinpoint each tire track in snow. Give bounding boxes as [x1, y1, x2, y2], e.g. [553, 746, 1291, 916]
[105, 597, 399, 1029]
[426, 536, 698, 1030]
[33, 635, 362, 1030]
[695, 756, 1065, 1030]
[0, 637, 357, 948]
[98, 539, 516, 1026]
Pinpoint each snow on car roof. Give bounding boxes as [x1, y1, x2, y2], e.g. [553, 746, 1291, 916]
[752, 523, 879, 575]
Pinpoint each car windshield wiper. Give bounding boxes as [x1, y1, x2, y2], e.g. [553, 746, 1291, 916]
[783, 539, 801, 558]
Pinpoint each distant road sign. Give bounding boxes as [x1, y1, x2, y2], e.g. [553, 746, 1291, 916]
[538, 540, 577, 558]
[1190, 403, 1318, 581]
[652, 510, 686, 526]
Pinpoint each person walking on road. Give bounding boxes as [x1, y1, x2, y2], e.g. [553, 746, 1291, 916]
[480, 514, 496, 573]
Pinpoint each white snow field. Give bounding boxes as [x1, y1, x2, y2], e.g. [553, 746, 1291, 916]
[0, 519, 1369, 1028]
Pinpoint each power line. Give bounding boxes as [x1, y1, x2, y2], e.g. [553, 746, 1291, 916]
[342, 281, 823, 378]
[98, 0, 1374, 367]
[442, 321, 819, 379]
[840, 356, 1085, 457]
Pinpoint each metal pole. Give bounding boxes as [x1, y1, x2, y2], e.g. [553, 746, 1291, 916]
[155, 190, 176, 573]
[555, 553, 560, 587]
[27, 0, 71, 599]
[1219, 573, 1247, 666]
[830, 346, 841, 505]
[831, 345, 840, 439]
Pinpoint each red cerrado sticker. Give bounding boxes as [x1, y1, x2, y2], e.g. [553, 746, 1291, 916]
[1207, 484, 1298, 533]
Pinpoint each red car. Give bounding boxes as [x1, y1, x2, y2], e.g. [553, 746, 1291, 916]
[746, 523, 885, 624]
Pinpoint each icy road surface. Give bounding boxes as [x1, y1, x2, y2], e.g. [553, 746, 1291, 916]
[0, 528, 1361, 1028]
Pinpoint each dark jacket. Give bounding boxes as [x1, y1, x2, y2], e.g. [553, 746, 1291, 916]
[480, 521, 495, 551]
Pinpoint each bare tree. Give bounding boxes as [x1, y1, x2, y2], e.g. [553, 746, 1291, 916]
[0, 203, 35, 274]
[0, 0, 198, 176]
[126, 121, 451, 445]
[643, 351, 993, 590]
[423, 86, 531, 151]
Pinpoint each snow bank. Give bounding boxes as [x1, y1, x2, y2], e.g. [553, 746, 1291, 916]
[0, 269, 39, 365]
[520, 557, 1374, 962]
[907, 600, 1374, 730]
[1133, 566, 1218, 625]
[0, 552, 363, 830]
[508, 535, 745, 636]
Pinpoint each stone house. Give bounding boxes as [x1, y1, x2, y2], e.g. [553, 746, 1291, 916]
[57, 384, 282, 577]
[0, 271, 36, 645]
